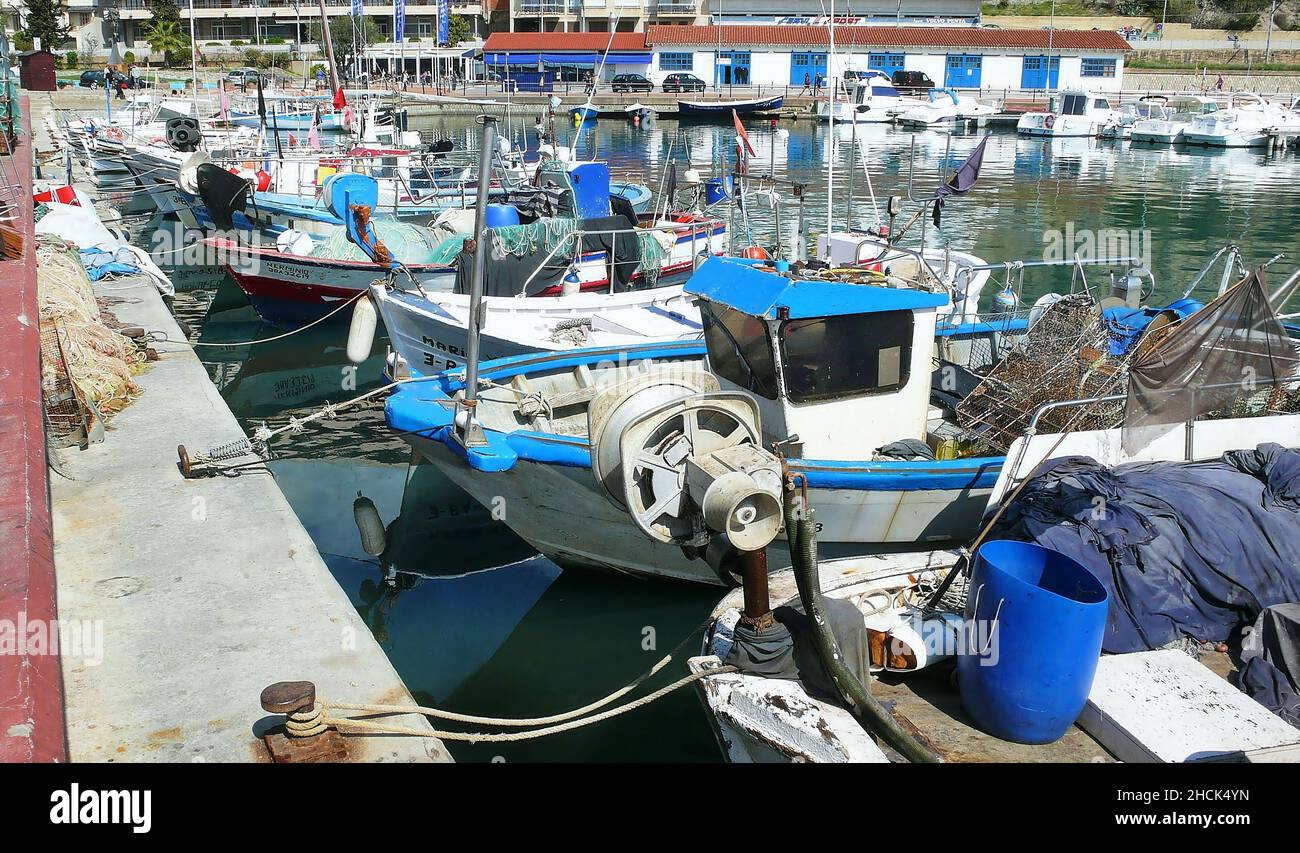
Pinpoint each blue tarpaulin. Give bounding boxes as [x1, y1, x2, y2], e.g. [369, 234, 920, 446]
[988, 444, 1300, 654]
[80, 247, 141, 280]
[484, 53, 540, 66]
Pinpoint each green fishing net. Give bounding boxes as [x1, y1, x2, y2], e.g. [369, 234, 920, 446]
[309, 219, 455, 265]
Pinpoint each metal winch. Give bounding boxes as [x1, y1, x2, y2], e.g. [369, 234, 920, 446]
[588, 371, 783, 553]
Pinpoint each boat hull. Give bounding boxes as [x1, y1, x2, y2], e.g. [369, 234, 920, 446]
[403, 432, 992, 585]
[679, 96, 784, 116]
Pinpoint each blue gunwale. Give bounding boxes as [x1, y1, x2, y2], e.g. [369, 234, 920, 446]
[385, 340, 1005, 491]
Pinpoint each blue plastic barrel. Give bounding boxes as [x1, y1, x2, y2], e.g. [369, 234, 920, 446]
[703, 177, 727, 206]
[484, 204, 521, 229]
[958, 540, 1108, 744]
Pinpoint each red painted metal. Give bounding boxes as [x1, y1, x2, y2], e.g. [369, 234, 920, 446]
[0, 96, 68, 762]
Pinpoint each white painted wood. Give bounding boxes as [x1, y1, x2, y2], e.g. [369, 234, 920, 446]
[1079, 650, 1300, 763]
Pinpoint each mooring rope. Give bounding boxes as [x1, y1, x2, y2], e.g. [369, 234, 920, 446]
[149, 289, 366, 349]
[291, 665, 738, 743]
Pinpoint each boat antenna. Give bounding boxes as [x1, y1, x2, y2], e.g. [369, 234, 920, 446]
[826, 0, 836, 245]
[456, 113, 498, 450]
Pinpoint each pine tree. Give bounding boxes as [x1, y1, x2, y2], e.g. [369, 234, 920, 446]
[20, 0, 72, 51]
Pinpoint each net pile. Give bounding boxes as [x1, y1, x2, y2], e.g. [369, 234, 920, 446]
[309, 219, 448, 265]
[37, 237, 148, 443]
[956, 295, 1128, 453]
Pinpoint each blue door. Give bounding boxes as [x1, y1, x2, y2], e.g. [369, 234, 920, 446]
[715, 51, 752, 86]
[1020, 56, 1060, 90]
[789, 52, 828, 85]
[945, 54, 982, 89]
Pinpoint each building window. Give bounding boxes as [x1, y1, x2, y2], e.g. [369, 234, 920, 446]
[868, 52, 905, 74]
[659, 52, 692, 71]
[1081, 58, 1117, 78]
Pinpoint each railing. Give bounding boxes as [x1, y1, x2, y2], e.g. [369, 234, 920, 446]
[653, 0, 696, 11]
[519, 0, 576, 12]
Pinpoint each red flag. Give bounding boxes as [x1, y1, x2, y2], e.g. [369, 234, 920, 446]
[732, 110, 755, 157]
[333, 87, 347, 110]
[288, 133, 297, 146]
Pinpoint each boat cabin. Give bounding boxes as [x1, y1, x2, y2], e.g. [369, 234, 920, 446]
[1053, 91, 1115, 118]
[686, 257, 948, 460]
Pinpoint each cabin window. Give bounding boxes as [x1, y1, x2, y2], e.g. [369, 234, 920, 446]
[659, 52, 693, 71]
[699, 304, 778, 400]
[779, 311, 913, 403]
[1081, 58, 1117, 78]
[1061, 93, 1088, 115]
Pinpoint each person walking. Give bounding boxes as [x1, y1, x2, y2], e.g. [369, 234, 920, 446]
[1215, 74, 1225, 91]
[801, 71, 811, 96]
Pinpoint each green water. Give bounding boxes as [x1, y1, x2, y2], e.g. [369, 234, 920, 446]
[177, 116, 1300, 762]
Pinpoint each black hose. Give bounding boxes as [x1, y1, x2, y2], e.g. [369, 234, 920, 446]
[783, 491, 941, 764]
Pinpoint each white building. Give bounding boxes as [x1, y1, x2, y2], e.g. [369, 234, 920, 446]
[644, 25, 1131, 92]
[482, 24, 1132, 92]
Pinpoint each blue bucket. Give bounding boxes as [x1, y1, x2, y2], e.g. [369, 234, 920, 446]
[484, 204, 521, 229]
[958, 540, 1108, 744]
[703, 177, 727, 206]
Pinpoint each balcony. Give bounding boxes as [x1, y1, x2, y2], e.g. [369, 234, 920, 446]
[653, 0, 695, 12]
[518, 0, 576, 12]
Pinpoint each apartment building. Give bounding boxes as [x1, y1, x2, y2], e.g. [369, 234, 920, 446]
[500, 0, 980, 33]
[28, 0, 486, 56]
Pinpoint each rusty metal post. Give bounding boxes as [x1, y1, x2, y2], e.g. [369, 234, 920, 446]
[737, 548, 774, 630]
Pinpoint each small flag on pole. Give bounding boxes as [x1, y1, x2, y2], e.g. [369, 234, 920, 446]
[732, 109, 755, 157]
[932, 134, 989, 226]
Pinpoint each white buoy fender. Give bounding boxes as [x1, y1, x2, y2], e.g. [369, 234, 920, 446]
[353, 493, 387, 557]
[347, 294, 377, 365]
[683, 168, 701, 184]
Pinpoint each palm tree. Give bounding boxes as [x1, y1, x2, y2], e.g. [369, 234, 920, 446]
[145, 19, 191, 67]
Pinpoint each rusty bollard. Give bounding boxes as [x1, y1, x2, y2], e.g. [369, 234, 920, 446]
[259, 681, 349, 763]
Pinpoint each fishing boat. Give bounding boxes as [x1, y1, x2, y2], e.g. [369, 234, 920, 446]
[679, 95, 784, 116]
[212, 164, 667, 324]
[815, 72, 922, 124]
[896, 88, 996, 129]
[1016, 91, 1123, 138]
[1181, 92, 1300, 148]
[380, 252, 1085, 584]
[369, 213, 726, 373]
[1128, 95, 1219, 145]
[625, 103, 656, 122]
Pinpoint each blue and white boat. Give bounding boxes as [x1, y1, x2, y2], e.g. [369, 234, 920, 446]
[382, 256, 1025, 584]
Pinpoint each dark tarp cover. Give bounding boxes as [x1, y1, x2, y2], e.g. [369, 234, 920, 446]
[453, 213, 641, 298]
[1240, 603, 1300, 727]
[986, 444, 1300, 654]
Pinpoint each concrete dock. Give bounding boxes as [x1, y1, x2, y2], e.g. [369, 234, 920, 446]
[48, 273, 450, 762]
[21, 91, 449, 762]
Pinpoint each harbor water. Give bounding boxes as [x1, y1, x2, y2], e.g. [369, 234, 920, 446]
[160, 115, 1300, 762]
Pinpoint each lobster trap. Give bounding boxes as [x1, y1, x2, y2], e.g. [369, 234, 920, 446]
[956, 295, 1128, 453]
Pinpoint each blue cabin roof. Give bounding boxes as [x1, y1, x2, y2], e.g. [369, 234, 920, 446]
[685, 256, 949, 320]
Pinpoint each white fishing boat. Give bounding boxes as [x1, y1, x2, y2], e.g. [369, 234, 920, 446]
[1128, 95, 1219, 145]
[379, 253, 1043, 584]
[1181, 92, 1300, 148]
[1016, 91, 1123, 138]
[369, 214, 726, 373]
[896, 88, 996, 129]
[815, 72, 923, 124]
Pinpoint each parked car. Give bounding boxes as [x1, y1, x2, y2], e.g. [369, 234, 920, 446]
[661, 73, 706, 94]
[611, 73, 653, 93]
[226, 68, 267, 86]
[891, 70, 935, 95]
[78, 69, 129, 89]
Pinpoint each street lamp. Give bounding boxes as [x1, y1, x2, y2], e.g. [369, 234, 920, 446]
[100, 1, 122, 66]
